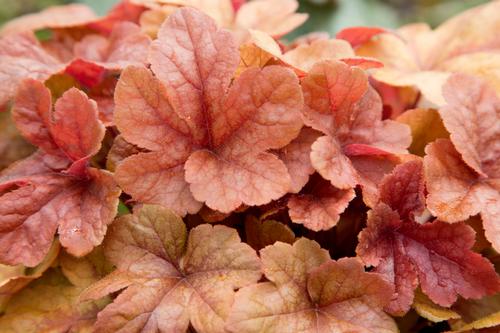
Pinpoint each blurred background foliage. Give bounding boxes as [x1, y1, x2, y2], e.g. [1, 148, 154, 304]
[0, 0, 491, 34]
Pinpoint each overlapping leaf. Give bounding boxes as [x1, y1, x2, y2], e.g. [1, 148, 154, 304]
[226, 238, 397, 333]
[0, 241, 59, 311]
[244, 215, 295, 250]
[0, 79, 120, 267]
[0, 32, 65, 111]
[135, 0, 307, 43]
[73, 22, 151, 71]
[355, 0, 500, 105]
[302, 60, 411, 207]
[81, 204, 261, 333]
[239, 30, 382, 75]
[424, 73, 500, 251]
[288, 174, 355, 231]
[357, 160, 500, 315]
[0, 251, 109, 333]
[115, 7, 303, 214]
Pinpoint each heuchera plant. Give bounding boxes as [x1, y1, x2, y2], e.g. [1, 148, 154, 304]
[0, 1, 498, 332]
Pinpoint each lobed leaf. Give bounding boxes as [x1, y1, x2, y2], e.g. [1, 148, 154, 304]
[81, 204, 261, 333]
[116, 8, 303, 214]
[358, 160, 500, 315]
[227, 238, 397, 333]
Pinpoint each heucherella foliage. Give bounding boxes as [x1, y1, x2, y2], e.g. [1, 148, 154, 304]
[114, 7, 303, 215]
[80, 205, 261, 333]
[0, 79, 121, 267]
[357, 161, 500, 315]
[0, 0, 499, 332]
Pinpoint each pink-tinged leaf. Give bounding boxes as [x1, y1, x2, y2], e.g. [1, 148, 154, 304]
[281, 38, 356, 73]
[302, 61, 411, 150]
[288, 175, 355, 231]
[424, 139, 484, 222]
[0, 4, 97, 36]
[244, 31, 378, 74]
[0, 168, 120, 266]
[357, 203, 500, 316]
[0, 174, 72, 266]
[74, 22, 151, 70]
[0, 151, 69, 186]
[56, 169, 121, 257]
[311, 135, 359, 189]
[14, 80, 105, 163]
[185, 150, 292, 213]
[0, 32, 64, 109]
[1, 82, 119, 266]
[12, 79, 59, 155]
[113, 66, 192, 153]
[52, 88, 105, 162]
[349, 153, 402, 208]
[227, 239, 397, 333]
[336, 26, 387, 48]
[440, 73, 500, 178]
[116, 151, 202, 216]
[379, 160, 425, 221]
[303, 60, 410, 204]
[81, 205, 261, 333]
[116, 8, 303, 213]
[355, 1, 500, 106]
[302, 61, 368, 133]
[424, 139, 500, 251]
[149, 7, 240, 144]
[274, 127, 321, 193]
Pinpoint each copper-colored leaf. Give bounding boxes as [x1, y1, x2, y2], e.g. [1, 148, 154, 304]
[360, 158, 500, 315]
[1, 81, 119, 266]
[81, 204, 261, 333]
[303, 60, 410, 204]
[73, 22, 151, 70]
[52, 88, 105, 162]
[273, 127, 320, 193]
[356, 1, 500, 105]
[288, 174, 355, 231]
[379, 160, 425, 221]
[116, 8, 303, 214]
[439, 74, 499, 178]
[227, 238, 397, 333]
[234, 0, 307, 40]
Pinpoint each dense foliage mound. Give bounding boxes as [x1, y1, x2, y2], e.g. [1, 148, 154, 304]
[0, 1, 499, 332]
